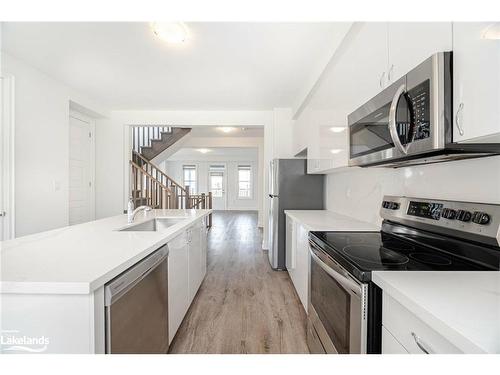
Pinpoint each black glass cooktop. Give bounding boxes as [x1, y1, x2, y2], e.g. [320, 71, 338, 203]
[309, 230, 493, 282]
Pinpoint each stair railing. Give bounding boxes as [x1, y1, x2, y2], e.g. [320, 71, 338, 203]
[130, 151, 213, 227]
[131, 126, 172, 154]
[130, 160, 174, 209]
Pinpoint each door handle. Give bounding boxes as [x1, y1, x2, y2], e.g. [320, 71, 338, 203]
[388, 84, 412, 155]
[455, 102, 465, 136]
[411, 332, 433, 354]
[388, 64, 394, 82]
[0, 211, 6, 217]
[379, 71, 386, 88]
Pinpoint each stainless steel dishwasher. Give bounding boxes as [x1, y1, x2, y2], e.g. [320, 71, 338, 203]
[104, 246, 169, 354]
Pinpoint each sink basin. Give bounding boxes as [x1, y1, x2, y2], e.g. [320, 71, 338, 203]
[120, 218, 185, 232]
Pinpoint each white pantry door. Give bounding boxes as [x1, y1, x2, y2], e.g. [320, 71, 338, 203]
[69, 113, 94, 225]
[1, 75, 15, 240]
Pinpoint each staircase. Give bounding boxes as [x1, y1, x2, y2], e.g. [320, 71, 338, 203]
[129, 126, 212, 227]
[131, 126, 191, 161]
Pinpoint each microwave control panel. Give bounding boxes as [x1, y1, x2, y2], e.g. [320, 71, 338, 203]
[407, 79, 431, 141]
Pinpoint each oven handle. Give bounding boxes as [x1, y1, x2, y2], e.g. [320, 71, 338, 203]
[388, 84, 411, 155]
[309, 243, 363, 297]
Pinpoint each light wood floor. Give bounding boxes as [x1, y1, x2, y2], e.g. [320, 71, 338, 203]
[169, 210, 309, 354]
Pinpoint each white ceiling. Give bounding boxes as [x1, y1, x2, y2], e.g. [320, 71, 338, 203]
[190, 126, 263, 137]
[168, 147, 258, 161]
[2, 22, 349, 110]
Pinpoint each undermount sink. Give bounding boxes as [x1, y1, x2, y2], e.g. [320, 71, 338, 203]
[120, 218, 185, 232]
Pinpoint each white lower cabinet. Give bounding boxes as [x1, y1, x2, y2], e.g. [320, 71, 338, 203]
[167, 231, 190, 344]
[382, 327, 408, 354]
[382, 292, 462, 354]
[168, 218, 208, 344]
[188, 220, 206, 301]
[285, 215, 310, 312]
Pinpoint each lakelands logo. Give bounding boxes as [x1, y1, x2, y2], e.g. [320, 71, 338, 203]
[1, 330, 50, 353]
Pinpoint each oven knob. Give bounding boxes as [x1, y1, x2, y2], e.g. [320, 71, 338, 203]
[480, 213, 491, 225]
[446, 209, 457, 220]
[442, 208, 449, 218]
[473, 212, 491, 225]
[391, 202, 400, 210]
[456, 210, 472, 222]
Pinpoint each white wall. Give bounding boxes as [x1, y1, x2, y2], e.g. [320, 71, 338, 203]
[325, 156, 500, 226]
[2, 53, 107, 237]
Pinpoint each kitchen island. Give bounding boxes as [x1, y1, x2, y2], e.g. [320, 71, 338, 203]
[0, 209, 211, 353]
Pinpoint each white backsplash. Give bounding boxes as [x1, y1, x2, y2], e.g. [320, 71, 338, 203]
[325, 155, 500, 226]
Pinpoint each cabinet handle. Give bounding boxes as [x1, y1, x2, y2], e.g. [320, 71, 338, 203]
[388, 64, 394, 82]
[411, 332, 432, 354]
[379, 71, 386, 88]
[455, 102, 465, 136]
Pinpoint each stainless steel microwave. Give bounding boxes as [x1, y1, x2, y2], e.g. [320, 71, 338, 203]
[348, 52, 498, 167]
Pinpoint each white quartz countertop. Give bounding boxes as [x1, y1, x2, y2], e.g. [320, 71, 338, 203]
[372, 271, 500, 354]
[284, 210, 379, 232]
[0, 209, 211, 295]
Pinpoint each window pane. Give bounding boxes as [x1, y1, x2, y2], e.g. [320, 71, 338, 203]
[210, 174, 223, 197]
[183, 165, 197, 194]
[237, 165, 252, 198]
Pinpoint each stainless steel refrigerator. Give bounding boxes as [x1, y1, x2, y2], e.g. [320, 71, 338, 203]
[268, 159, 324, 270]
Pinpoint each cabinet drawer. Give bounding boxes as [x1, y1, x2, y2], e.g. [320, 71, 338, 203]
[382, 293, 462, 354]
[382, 326, 408, 354]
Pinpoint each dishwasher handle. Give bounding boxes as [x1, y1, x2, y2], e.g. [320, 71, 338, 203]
[105, 246, 168, 306]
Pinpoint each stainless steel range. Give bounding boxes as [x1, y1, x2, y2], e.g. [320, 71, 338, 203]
[307, 196, 500, 354]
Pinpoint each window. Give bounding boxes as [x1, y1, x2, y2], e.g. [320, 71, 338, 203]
[183, 165, 197, 194]
[237, 165, 252, 199]
[209, 165, 225, 198]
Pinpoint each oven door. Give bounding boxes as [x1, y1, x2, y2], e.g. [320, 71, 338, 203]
[308, 241, 368, 354]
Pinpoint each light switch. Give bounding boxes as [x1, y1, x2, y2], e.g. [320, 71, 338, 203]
[53, 180, 61, 191]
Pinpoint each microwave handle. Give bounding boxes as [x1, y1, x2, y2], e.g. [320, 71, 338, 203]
[388, 84, 410, 155]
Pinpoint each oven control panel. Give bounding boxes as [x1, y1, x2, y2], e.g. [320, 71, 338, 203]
[380, 196, 500, 246]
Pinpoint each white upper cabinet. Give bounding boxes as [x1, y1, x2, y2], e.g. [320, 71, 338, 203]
[387, 23, 452, 84]
[343, 22, 389, 110]
[303, 22, 388, 174]
[453, 22, 500, 142]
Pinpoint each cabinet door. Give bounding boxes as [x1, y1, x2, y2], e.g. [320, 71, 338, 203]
[168, 231, 189, 344]
[200, 219, 208, 279]
[387, 22, 452, 84]
[382, 327, 408, 354]
[342, 22, 389, 108]
[285, 216, 296, 269]
[294, 223, 310, 312]
[188, 222, 204, 302]
[453, 22, 500, 142]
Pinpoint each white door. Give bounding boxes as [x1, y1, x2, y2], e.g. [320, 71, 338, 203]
[69, 113, 94, 225]
[1, 76, 15, 240]
[453, 22, 500, 142]
[209, 166, 226, 210]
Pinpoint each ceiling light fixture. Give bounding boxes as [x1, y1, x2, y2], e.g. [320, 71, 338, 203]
[217, 127, 236, 133]
[482, 23, 500, 40]
[330, 127, 346, 133]
[151, 22, 189, 44]
[330, 149, 342, 154]
[197, 148, 211, 154]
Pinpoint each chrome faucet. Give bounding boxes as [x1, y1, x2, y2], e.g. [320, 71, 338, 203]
[127, 198, 152, 224]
